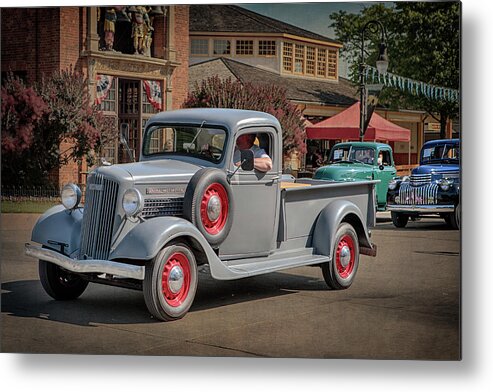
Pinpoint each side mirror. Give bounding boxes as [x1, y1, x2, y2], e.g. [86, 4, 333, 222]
[240, 149, 254, 171]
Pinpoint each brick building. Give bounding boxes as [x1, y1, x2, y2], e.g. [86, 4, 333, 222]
[1, 5, 189, 186]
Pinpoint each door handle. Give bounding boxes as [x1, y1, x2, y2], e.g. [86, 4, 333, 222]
[271, 176, 280, 180]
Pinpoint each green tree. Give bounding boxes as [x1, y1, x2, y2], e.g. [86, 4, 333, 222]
[331, 2, 460, 138]
[183, 76, 307, 155]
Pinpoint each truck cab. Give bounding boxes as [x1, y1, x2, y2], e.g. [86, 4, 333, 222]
[313, 142, 396, 211]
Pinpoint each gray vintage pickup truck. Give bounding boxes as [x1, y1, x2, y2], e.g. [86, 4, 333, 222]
[25, 109, 377, 321]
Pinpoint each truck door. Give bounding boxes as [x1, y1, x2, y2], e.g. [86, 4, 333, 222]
[374, 148, 396, 206]
[219, 127, 280, 258]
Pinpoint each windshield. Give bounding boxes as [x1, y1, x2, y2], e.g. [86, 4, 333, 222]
[329, 146, 375, 165]
[420, 143, 460, 164]
[143, 125, 227, 163]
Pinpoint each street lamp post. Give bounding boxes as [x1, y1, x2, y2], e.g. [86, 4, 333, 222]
[359, 20, 389, 141]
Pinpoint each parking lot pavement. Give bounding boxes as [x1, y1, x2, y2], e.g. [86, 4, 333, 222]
[1, 213, 460, 359]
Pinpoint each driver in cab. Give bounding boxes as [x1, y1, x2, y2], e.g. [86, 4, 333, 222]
[233, 133, 272, 173]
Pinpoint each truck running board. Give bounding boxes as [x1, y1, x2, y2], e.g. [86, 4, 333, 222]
[223, 253, 331, 279]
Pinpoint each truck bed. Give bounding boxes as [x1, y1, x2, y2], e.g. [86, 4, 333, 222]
[278, 178, 377, 242]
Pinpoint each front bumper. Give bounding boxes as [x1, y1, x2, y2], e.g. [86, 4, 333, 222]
[386, 204, 455, 214]
[25, 243, 145, 280]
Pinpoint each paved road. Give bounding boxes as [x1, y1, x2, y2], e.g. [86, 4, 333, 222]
[0, 213, 460, 359]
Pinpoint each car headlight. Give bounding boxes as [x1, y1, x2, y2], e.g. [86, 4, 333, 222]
[61, 183, 82, 210]
[122, 188, 143, 217]
[388, 179, 398, 190]
[438, 178, 453, 191]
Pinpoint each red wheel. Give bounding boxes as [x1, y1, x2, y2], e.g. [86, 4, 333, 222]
[144, 243, 198, 321]
[184, 168, 233, 247]
[161, 252, 192, 307]
[334, 234, 356, 279]
[321, 223, 360, 290]
[199, 182, 229, 235]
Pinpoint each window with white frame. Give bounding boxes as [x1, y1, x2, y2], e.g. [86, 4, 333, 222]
[317, 48, 327, 77]
[294, 44, 304, 73]
[306, 46, 316, 75]
[191, 39, 209, 56]
[282, 40, 338, 79]
[213, 39, 231, 55]
[283, 42, 293, 72]
[236, 40, 254, 55]
[259, 40, 276, 56]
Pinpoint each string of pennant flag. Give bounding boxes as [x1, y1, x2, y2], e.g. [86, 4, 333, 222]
[363, 65, 459, 102]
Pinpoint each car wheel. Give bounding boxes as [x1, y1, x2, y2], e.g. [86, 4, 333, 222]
[39, 260, 89, 300]
[184, 168, 233, 247]
[391, 212, 409, 228]
[143, 242, 198, 321]
[446, 203, 460, 229]
[321, 223, 360, 290]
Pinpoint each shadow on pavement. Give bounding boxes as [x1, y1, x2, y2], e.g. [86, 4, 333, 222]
[1, 268, 328, 326]
[375, 219, 457, 231]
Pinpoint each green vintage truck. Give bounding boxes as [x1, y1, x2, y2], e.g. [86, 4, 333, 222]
[313, 142, 396, 211]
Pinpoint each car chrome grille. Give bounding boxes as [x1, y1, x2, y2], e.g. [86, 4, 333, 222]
[409, 174, 431, 186]
[79, 173, 119, 260]
[396, 182, 438, 205]
[142, 197, 184, 219]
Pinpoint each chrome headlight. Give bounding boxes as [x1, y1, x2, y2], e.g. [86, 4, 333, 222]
[402, 176, 410, 182]
[438, 178, 453, 191]
[61, 183, 82, 210]
[388, 179, 398, 190]
[122, 188, 143, 217]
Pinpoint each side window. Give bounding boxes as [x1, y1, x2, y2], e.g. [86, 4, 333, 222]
[232, 131, 273, 170]
[379, 150, 392, 166]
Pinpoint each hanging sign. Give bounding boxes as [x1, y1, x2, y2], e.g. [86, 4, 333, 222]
[364, 84, 384, 133]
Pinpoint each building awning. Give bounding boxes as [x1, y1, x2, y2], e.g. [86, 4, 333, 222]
[306, 102, 411, 142]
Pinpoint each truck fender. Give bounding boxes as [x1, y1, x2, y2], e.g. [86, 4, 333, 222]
[110, 216, 231, 280]
[312, 200, 372, 259]
[31, 205, 83, 256]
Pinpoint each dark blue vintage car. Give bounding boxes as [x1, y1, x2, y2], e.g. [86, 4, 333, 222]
[386, 138, 460, 229]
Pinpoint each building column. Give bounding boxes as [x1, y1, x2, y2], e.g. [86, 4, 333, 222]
[167, 6, 177, 62]
[87, 7, 99, 52]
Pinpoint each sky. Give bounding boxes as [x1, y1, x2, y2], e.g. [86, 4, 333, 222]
[240, 2, 373, 39]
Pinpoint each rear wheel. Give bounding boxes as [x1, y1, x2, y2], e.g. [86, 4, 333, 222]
[321, 223, 359, 290]
[39, 260, 89, 300]
[391, 212, 409, 228]
[143, 242, 198, 321]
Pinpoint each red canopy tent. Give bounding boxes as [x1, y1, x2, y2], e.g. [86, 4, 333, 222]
[305, 102, 411, 142]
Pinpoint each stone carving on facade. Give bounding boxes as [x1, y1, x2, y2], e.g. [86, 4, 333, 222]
[98, 5, 165, 57]
[102, 6, 131, 51]
[93, 58, 167, 79]
[129, 6, 153, 56]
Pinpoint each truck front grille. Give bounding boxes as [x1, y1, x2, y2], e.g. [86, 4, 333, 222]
[79, 173, 119, 260]
[397, 182, 438, 205]
[410, 174, 431, 186]
[142, 197, 184, 219]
